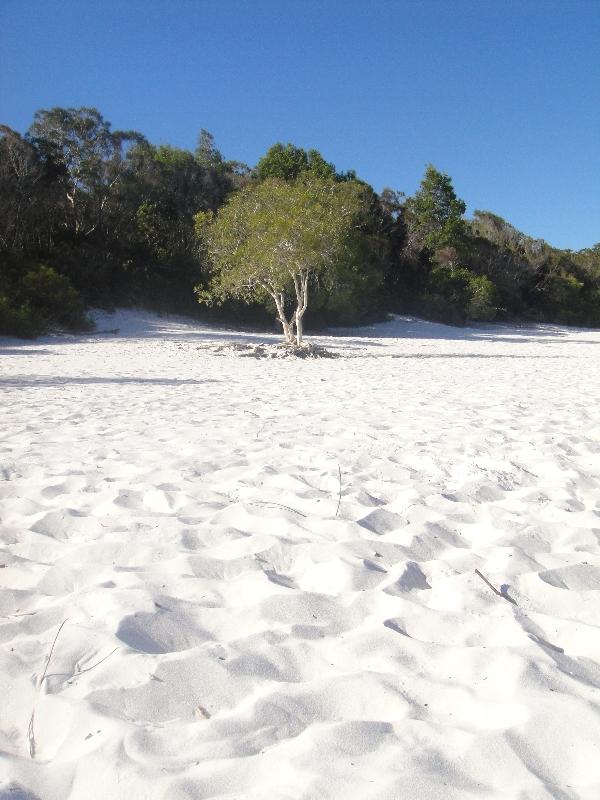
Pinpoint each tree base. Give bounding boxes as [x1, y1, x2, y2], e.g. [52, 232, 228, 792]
[201, 341, 338, 359]
[274, 342, 337, 358]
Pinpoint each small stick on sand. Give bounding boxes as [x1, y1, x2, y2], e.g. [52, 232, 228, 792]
[72, 647, 119, 678]
[28, 618, 69, 758]
[475, 570, 518, 605]
[27, 711, 36, 759]
[336, 464, 342, 517]
[38, 619, 69, 686]
[247, 500, 307, 518]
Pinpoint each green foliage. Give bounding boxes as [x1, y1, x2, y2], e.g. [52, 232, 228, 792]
[29, 106, 114, 182]
[21, 264, 90, 328]
[425, 265, 497, 324]
[197, 176, 380, 339]
[531, 272, 585, 323]
[199, 177, 364, 297]
[256, 143, 336, 182]
[135, 200, 179, 263]
[0, 125, 60, 254]
[466, 273, 498, 321]
[404, 165, 467, 252]
[1, 105, 598, 334]
[470, 210, 547, 263]
[0, 298, 42, 338]
[195, 129, 223, 169]
[0, 260, 91, 337]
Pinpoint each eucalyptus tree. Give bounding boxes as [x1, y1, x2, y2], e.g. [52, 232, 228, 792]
[28, 107, 145, 238]
[196, 176, 370, 346]
[0, 125, 55, 252]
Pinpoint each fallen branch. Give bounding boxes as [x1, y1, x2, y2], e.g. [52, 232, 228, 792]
[28, 618, 68, 758]
[475, 570, 518, 605]
[336, 464, 342, 517]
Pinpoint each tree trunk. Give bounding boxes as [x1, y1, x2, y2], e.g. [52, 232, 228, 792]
[296, 313, 303, 346]
[294, 272, 309, 346]
[272, 291, 294, 344]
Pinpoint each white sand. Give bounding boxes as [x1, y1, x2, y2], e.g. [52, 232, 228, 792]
[1, 310, 599, 800]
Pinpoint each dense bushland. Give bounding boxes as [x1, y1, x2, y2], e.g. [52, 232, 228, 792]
[1, 109, 597, 337]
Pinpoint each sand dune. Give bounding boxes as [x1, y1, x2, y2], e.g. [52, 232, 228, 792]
[1, 310, 599, 799]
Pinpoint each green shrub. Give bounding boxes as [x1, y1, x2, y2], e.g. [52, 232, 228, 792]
[466, 273, 497, 321]
[0, 261, 92, 338]
[533, 272, 583, 322]
[0, 296, 44, 338]
[425, 265, 497, 324]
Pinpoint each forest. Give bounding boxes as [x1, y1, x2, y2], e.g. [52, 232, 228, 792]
[1, 106, 599, 338]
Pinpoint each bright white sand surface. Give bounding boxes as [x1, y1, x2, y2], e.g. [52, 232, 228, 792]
[1, 310, 600, 800]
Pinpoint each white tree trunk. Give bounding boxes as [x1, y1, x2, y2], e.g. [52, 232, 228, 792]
[272, 291, 294, 344]
[294, 272, 309, 346]
[296, 313, 303, 346]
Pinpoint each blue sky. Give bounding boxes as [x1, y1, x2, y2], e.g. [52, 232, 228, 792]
[1, 0, 598, 250]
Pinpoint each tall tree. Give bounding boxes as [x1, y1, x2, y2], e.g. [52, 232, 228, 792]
[0, 125, 59, 253]
[28, 107, 144, 237]
[404, 164, 466, 253]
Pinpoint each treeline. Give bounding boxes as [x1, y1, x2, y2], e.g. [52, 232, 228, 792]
[1, 106, 598, 337]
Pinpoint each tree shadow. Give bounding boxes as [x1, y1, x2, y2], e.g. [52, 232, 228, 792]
[0, 376, 220, 388]
[2, 311, 598, 351]
[387, 353, 564, 359]
[328, 316, 600, 345]
[0, 348, 58, 356]
[1, 309, 280, 349]
[0, 785, 43, 800]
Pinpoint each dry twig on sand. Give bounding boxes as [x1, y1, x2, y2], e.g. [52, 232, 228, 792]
[72, 648, 119, 679]
[474, 569, 518, 605]
[28, 618, 68, 758]
[247, 500, 307, 517]
[336, 464, 342, 517]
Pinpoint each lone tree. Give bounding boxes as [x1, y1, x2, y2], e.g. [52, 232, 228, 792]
[196, 176, 369, 346]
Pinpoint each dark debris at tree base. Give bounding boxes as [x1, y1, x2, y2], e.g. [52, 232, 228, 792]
[198, 341, 338, 359]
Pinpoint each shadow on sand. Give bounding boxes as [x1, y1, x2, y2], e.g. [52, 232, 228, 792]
[0, 376, 220, 389]
[1, 312, 598, 353]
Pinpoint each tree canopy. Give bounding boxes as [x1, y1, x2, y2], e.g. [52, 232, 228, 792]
[256, 143, 336, 182]
[197, 176, 372, 345]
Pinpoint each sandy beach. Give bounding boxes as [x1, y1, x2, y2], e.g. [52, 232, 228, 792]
[1, 310, 599, 800]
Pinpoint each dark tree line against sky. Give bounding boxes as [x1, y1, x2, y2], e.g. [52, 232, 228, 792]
[1, 107, 599, 338]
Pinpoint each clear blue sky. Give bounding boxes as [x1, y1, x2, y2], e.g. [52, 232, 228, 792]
[1, 0, 598, 250]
